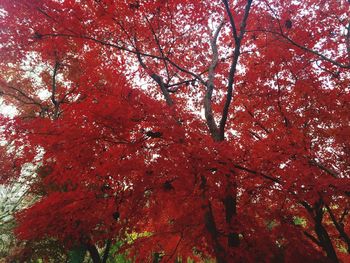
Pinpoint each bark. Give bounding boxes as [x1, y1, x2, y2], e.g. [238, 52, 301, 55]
[87, 244, 102, 263]
[102, 239, 112, 263]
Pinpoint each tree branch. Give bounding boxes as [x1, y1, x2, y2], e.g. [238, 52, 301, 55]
[102, 239, 112, 263]
[232, 163, 281, 184]
[51, 60, 60, 118]
[304, 231, 322, 247]
[86, 244, 101, 263]
[307, 158, 339, 179]
[204, 20, 225, 140]
[144, 15, 171, 84]
[325, 204, 350, 253]
[219, 0, 253, 139]
[133, 35, 174, 106]
[246, 28, 350, 69]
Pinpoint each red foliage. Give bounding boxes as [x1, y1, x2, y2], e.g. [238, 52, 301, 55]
[1, 0, 350, 262]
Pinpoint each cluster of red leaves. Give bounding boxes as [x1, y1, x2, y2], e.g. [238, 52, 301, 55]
[1, 0, 350, 262]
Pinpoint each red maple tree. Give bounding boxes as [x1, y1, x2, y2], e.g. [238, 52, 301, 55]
[1, 0, 350, 262]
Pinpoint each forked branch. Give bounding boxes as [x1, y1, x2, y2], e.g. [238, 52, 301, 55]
[219, 0, 253, 139]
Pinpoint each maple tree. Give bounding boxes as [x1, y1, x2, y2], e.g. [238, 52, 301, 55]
[0, 0, 350, 262]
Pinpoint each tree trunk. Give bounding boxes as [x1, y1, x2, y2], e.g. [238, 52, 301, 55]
[87, 244, 101, 263]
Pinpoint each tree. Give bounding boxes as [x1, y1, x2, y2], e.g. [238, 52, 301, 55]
[0, 0, 350, 262]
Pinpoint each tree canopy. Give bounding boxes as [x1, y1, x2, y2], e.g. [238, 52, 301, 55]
[0, 0, 350, 262]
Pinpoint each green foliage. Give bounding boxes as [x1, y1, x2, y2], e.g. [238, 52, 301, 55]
[293, 217, 307, 227]
[67, 246, 86, 263]
[106, 240, 131, 263]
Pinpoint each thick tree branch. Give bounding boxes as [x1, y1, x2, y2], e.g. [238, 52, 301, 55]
[102, 239, 112, 263]
[301, 199, 339, 263]
[204, 201, 226, 263]
[219, 0, 253, 139]
[204, 20, 225, 141]
[325, 204, 350, 253]
[133, 36, 173, 106]
[86, 244, 101, 263]
[221, 0, 239, 43]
